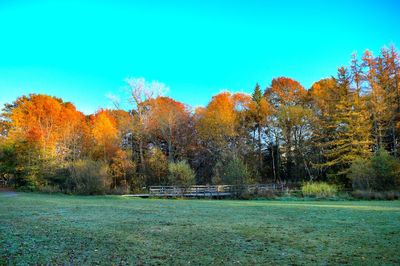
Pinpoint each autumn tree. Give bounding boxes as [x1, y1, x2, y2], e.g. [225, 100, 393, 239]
[309, 78, 338, 179]
[145, 146, 168, 186]
[58, 102, 88, 161]
[90, 110, 119, 161]
[363, 48, 400, 155]
[195, 92, 237, 183]
[109, 149, 135, 190]
[196, 92, 237, 145]
[232, 93, 254, 160]
[145, 97, 190, 161]
[314, 68, 372, 184]
[195, 91, 253, 183]
[247, 83, 271, 176]
[0, 94, 87, 187]
[126, 78, 166, 175]
[265, 77, 309, 181]
[363, 50, 389, 151]
[5, 95, 63, 156]
[106, 109, 135, 161]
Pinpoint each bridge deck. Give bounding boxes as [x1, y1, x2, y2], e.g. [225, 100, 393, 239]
[124, 184, 286, 198]
[124, 192, 232, 198]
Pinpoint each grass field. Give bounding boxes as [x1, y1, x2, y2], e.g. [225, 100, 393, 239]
[1, 193, 400, 265]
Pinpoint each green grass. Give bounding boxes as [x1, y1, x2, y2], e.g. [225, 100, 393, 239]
[1, 193, 400, 265]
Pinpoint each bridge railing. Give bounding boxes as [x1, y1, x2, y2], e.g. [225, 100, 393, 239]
[0, 179, 8, 188]
[148, 184, 287, 197]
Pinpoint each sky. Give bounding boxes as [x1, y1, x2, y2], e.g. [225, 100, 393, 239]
[0, 0, 399, 114]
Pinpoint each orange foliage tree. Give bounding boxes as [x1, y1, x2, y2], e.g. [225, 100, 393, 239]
[1, 94, 87, 186]
[90, 110, 119, 161]
[145, 96, 190, 161]
[248, 84, 272, 174]
[196, 92, 238, 145]
[265, 77, 309, 181]
[5, 94, 87, 160]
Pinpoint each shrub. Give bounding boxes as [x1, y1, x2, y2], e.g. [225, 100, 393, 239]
[211, 160, 223, 185]
[220, 157, 252, 185]
[255, 189, 279, 199]
[168, 161, 195, 187]
[145, 147, 168, 186]
[370, 149, 400, 191]
[109, 150, 135, 190]
[0, 140, 68, 191]
[301, 182, 338, 198]
[39, 185, 61, 193]
[348, 149, 400, 191]
[348, 158, 373, 191]
[351, 190, 400, 200]
[108, 185, 130, 195]
[0, 142, 17, 186]
[68, 159, 110, 195]
[241, 188, 293, 200]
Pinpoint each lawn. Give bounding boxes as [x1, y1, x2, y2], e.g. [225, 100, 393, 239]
[1, 193, 400, 265]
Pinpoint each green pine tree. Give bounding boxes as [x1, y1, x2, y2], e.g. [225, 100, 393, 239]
[317, 67, 372, 185]
[252, 83, 263, 103]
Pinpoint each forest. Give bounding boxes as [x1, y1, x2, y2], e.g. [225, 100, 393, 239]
[1, 46, 400, 194]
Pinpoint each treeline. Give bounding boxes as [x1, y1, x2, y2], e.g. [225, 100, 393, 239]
[1, 46, 400, 194]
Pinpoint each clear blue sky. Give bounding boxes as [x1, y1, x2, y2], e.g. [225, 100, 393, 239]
[1, 0, 399, 113]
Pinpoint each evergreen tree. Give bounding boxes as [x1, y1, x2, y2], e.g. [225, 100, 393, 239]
[318, 67, 372, 184]
[252, 83, 263, 103]
[248, 83, 271, 177]
[362, 50, 397, 153]
[309, 78, 338, 180]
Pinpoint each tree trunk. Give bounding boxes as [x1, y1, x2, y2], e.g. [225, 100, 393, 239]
[392, 124, 397, 157]
[271, 143, 276, 182]
[168, 126, 173, 162]
[139, 138, 145, 173]
[286, 126, 292, 181]
[168, 138, 173, 162]
[257, 126, 263, 174]
[275, 134, 281, 183]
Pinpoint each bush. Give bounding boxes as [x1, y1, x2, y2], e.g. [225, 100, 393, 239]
[348, 149, 400, 191]
[168, 161, 195, 187]
[68, 159, 110, 195]
[370, 149, 400, 191]
[109, 150, 135, 190]
[108, 186, 130, 195]
[145, 147, 168, 186]
[351, 190, 400, 200]
[220, 157, 252, 185]
[348, 158, 373, 191]
[0, 140, 65, 190]
[255, 189, 279, 199]
[39, 185, 61, 193]
[0, 142, 17, 186]
[301, 182, 338, 198]
[211, 160, 223, 185]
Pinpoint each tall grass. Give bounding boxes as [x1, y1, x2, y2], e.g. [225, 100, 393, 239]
[301, 182, 338, 198]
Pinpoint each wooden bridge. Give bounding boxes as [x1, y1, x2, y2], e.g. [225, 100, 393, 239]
[125, 184, 287, 198]
[0, 179, 8, 188]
